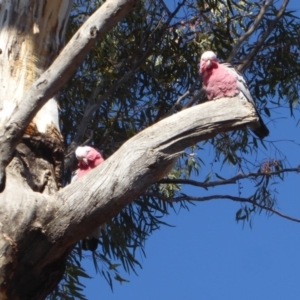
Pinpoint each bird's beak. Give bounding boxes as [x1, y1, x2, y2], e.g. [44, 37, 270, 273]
[206, 59, 212, 68]
[76, 156, 88, 165]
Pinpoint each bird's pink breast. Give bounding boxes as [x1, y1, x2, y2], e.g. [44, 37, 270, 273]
[77, 165, 93, 178]
[76, 150, 104, 179]
[203, 64, 239, 100]
[90, 156, 104, 168]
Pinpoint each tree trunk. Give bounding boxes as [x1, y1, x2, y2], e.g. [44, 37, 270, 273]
[0, 96, 258, 299]
[0, 1, 71, 299]
[0, 0, 139, 298]
[0, 0, 72, 192]
[0, 1, 259, 299]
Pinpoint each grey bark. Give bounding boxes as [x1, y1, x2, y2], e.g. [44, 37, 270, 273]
[0, 1, 259, 299]
[0, 0, 139, 191]
[0, 97, 258, 299]
[0, 0, 139, 298]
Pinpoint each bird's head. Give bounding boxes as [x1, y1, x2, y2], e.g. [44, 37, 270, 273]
[199, 51, 218, 73]
[75, 146, 104, 168]
[75, 146, 92, 166]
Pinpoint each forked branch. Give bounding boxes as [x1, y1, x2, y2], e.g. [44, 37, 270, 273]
[0, 0, 139, 191]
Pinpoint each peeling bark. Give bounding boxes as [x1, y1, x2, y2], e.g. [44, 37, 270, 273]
[0, 0, 72, 190]
[0, 0, 139, 190]
[0, 0, 72, 131]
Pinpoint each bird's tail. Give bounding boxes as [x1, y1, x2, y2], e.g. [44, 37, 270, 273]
[81, 225, 106, 252]
[250, 112, 269, 139]
[82, 238, 99, 252]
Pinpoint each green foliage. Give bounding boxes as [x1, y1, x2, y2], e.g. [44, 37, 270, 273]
[47, 246, 91, 300]
[235, 159, 285, 226]
[55, 0, 300, 298]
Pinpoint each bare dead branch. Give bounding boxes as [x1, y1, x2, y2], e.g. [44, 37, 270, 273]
[227, 0, 274, 64]
[0, 97, 259, 297]
[56, 97, 259, 246]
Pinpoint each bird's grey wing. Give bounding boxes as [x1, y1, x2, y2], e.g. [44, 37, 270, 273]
[222, 63, 269, 138]
[222, 63, 255, 105]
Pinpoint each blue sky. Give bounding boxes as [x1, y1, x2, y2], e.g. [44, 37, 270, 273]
[82, 171, 300, 299]
[81, 1, 300, 299]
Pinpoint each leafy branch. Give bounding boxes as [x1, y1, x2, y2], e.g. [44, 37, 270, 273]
[237, 0, 290, 72]
[147, 192, 300, 223]
[159, 166, 300, 189]
[67, 0, 188, 158]
[227, 0, 274, 63]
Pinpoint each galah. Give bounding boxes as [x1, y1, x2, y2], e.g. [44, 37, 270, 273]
[199, 51, 269, 139]
[73, 146, 105, 251]
[75, 146, 104, 179]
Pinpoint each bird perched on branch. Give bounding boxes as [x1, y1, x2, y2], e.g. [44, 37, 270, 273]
[73, 146, 105, 251]
[74, 146, 104, 179]
[199, 50, 269, 139]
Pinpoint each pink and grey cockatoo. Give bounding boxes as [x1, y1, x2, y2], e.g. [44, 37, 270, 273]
[199, 51, 269, 139]
[75, 146, 104, 179]
[73, 146, 105, 251]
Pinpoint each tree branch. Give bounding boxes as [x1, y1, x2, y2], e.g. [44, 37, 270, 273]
[163, 81, 199, 118]
[0, 0, 139, 191]
[227, 0, 274, 64]
[159, 167, 300, 189]
[53, 97, 258, 246]
[237, 0, 289, 72]
[65, 0, 187, 165]
[151, 193, 300, 223]
[0, 97, 258, 292]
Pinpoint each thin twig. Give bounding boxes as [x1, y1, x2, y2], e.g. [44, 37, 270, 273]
[184, 88, 206, 109]
[159, 167, 300, 189]
[163, 81, 199, 118]
[157, 0, 172, 18]
[148, 192, 300, 223]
